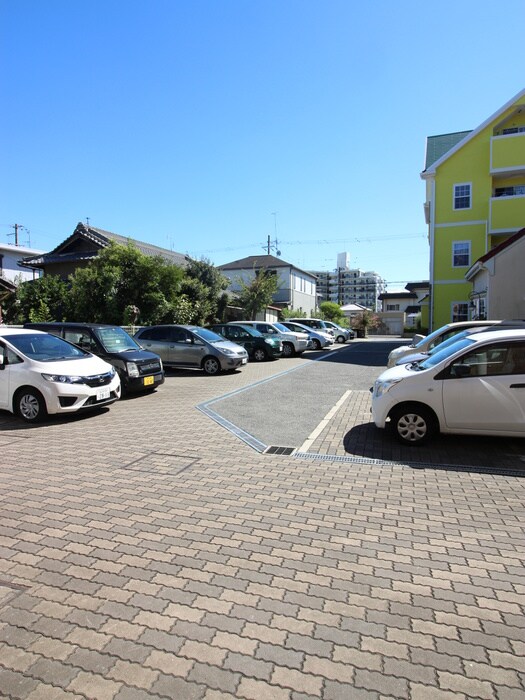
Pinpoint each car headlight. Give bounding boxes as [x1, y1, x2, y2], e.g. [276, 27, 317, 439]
[221, 348, 237, 356]
[126, 362, 139, 378]
[42, 373, 84, 384]
[374, 378, 403, 397]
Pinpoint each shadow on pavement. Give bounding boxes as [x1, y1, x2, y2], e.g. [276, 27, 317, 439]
[343, 422, 525, 476]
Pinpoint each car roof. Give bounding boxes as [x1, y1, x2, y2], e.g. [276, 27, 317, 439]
[0, 327, 47, 336]
[25, 322, 119, 329]
[466, 328, 525, 344]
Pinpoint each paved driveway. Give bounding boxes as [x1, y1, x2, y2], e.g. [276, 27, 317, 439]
[205, 340, 525, 473]
[0, 340, 524, 700]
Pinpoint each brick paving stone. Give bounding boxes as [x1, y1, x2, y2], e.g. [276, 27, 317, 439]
[437, 671, 494, 699]
[25, 656, 82, 687]
[1, 348, 524, 700]
[150, 674, 206, 700]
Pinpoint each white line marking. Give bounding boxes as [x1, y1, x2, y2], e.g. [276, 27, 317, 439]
[298, 389, 352, 453]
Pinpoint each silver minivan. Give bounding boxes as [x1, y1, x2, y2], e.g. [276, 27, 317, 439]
[134, 325, 248, 375]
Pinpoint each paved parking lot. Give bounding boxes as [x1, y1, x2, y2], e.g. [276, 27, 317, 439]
[0, 339, 524, 699]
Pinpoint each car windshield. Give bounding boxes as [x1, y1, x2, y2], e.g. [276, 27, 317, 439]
[235, 325, 261, 337]
[412, 326, 450, 349]
[193, 328, 224, 343]
[94, 326, 140, 352]
[415, 337, 476, 370]
[425, 327, 491, 357]
[273, 323, 291, 333]
[4, 333, 88, 361]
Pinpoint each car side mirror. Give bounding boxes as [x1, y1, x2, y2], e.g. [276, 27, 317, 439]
[0, 352, 4, 369]
[412, 334, 425, 345]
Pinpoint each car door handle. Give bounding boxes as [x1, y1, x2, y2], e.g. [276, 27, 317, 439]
[510, 383, 525, 388]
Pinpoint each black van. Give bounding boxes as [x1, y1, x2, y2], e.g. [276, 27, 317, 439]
[24, 322, 164, 394]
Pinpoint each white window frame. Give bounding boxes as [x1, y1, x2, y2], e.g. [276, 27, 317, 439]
[452, 240, 471, 268]
[451, 302, 469, 323]
[453, 182, 472, 210]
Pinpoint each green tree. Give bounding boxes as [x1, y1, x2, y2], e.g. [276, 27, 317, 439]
[280, 308, 306, 319]
[3, 274, 71, 324]
[68, 242, 185, 324]
[319, 301, 345, 323]
[181, 258, 230, 325]
[235, 269, 278, 320]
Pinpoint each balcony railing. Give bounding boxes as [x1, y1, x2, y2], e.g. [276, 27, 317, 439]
[490, 132, 525, 176]
[489, 194, 525, 233]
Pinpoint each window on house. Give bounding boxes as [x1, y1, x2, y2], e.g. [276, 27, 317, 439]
[494, 185, 525, 197]
[453, 183, 471, 210]
[386, 304, 400, 311]
[452, 241, 471, 267]
[501, 126, 525, 135]
[451, 302, 469, 322]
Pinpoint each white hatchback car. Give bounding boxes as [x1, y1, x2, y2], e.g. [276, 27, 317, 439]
[372, 329, 525, 445]
[0, 327, 121, 423]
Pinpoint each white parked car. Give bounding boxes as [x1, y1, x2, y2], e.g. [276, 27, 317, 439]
[230, 322, 309, 357]
[321, 321, 355, 343]
[386, 320, 508, 368]
[0, 327, 121, 423]
[280, 321, 333, 350]
[372, 329, 525, 445]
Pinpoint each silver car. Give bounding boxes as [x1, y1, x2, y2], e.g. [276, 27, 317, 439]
[134, 325, 248, 375]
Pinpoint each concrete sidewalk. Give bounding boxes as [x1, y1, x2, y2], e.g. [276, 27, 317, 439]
[0, 342, 524, 699]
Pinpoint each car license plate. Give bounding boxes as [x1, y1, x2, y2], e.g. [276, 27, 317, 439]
[97, 387, 110, 401]
[143, 375, 154, 386]
[242, 358, 247, 365]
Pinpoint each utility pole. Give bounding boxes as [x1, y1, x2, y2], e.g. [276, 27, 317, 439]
[9, 223, 21, 246]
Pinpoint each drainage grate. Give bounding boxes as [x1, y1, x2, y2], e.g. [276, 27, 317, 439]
[265, 446, 296, 456]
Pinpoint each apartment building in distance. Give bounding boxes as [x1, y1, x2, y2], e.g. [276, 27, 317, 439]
[421, 88, 525, 330]
[311, 253, 385, 312]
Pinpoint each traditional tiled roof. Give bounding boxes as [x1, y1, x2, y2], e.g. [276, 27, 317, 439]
[20, 222, 187, 269]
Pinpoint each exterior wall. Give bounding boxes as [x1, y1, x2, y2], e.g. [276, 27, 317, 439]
[478, 238, 525, 319]
[426, 92, 525, 330]
[0, 244, 44, 283]
[221, 265, 316, 314]
[378, 312, 404, 335]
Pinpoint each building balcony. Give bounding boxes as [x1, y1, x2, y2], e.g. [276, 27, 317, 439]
[489, 194, 525, 234]
[490, 132, 525, 176]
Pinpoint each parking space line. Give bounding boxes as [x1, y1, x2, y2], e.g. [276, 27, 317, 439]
[298, 389, 352, 452]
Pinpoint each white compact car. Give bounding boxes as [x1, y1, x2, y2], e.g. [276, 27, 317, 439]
[0, 327, 121, 423]
[386, 320, 505, 368]
[372, 329, 525, 445]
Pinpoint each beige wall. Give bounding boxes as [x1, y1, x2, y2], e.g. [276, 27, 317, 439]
[486, 237, 525, 319]
[472, 236, 525, 319]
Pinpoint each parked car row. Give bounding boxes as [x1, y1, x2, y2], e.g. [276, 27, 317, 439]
[1, 318, 350, 423]
[373, 323, 525, 446]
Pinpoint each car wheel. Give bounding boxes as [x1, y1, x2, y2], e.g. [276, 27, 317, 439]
[15, 387, 48, 423]
[281, 342, 294, 358]
[336, 335, 346, 344]
[389, 404, 437, 446]
[312, 339, 322, 350]
[253, 348, 267, 362]
[202, 356, 221, 375]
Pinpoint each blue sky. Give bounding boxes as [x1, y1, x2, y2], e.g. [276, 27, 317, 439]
[2, 1, 524, 290]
